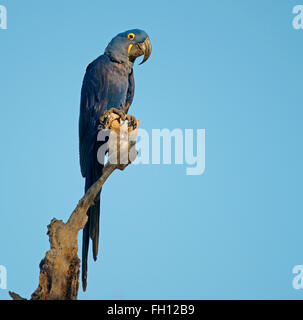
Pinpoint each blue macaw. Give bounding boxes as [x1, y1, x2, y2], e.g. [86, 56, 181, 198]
[79, 29, 151, 291]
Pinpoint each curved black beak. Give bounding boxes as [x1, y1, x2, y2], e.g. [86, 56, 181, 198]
[129, 37, 152, 64]
[139, 37, 152, 65]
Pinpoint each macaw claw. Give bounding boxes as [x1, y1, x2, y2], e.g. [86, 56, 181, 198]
[99, 108, 126, 129]
[126, 115, 138, 130]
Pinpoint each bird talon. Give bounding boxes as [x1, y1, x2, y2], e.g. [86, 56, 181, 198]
[126, 115, 137, 129]
[107, 107, 126, 121]
[99, 111, 111, 129]
[99, 108, 126, 129]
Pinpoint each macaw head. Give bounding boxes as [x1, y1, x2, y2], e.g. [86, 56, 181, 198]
[105, 29, 152, 65]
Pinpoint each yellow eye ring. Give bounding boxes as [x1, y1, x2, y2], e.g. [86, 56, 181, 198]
[127, 33, 135, 40]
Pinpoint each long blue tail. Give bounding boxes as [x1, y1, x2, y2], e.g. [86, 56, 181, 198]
[82, 154, 103, 291]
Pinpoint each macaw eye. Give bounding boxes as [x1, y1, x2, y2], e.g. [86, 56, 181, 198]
[127, 33, 135, 40]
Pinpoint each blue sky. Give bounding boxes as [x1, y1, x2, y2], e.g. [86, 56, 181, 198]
[0, 0, 303, 300]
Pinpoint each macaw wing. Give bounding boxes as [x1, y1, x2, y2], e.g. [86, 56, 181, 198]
[125, 69, 135, 113]
[79, 56, 109, 177]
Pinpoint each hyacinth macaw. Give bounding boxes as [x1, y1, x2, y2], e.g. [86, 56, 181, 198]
[79, 29, 152, 291]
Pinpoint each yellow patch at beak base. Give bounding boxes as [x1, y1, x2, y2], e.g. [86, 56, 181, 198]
[128, 44, 133, 54]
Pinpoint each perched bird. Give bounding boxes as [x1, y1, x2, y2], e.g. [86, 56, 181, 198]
[79, 29, 152, 291]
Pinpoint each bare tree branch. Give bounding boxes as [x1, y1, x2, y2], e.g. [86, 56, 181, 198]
[9, 111, 139, 300]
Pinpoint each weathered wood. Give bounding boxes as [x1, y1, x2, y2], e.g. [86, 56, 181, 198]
[9, 111, 139, 300]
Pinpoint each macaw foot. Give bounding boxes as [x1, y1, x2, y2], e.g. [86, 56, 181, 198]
[126, 114, 138, 130]
[109, 107, 126, 121]
[99, 108, 126, 129]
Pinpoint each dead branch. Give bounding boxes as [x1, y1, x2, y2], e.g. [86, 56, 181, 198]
[9, 110, 139, 300]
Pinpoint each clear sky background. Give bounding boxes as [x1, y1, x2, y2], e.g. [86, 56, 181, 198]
[0, 0, 303, 300]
